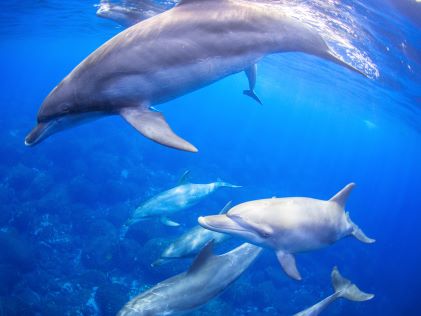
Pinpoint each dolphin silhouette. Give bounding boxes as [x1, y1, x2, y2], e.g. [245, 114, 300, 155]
[118, 241, 262, 315]
[26, 0, 366, 151]
[198, 183, 375, 280]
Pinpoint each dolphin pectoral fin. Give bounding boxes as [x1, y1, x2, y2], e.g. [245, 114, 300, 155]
[120, 107, 198, 152]
[218, 201, 232, 214]
[151, 258, 169, 267]
[160, 216, 180, 227]
[276, 250, 302, 281]
[243, 64, 262, 105]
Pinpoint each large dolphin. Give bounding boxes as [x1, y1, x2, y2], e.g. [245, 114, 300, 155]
[117, 241, 262, 316]
[122, 171, 240, 234]
[294, 266, 374, 316]
[152, 201, 232, 266]
[25, 0, 366, 151]
[198, 183, 375, 280]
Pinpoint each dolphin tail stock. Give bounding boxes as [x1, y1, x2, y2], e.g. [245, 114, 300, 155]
[332, 266, 375, 301]
[216, 178, 242, 188]
[345, 212, 375, 244]
[120, 106, 198, 153]
[324, 51, 368, 78]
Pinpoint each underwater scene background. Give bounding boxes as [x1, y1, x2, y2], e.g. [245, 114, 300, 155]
[0, 0, 420, 315]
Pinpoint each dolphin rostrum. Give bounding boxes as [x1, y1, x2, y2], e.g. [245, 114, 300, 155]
[152, 201, 232, 266]
[26, 0, 366, 151]
[198, 183, 375, 280]
[121, 171, 240, 236]
[294, 266, 374, 316]
[117, 241, 262, 316]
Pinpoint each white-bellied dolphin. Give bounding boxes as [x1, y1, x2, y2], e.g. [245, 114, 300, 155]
[152, 201, 232, 266]
[117, 241, 262, 316]
[121, 171, 240, 236]
[294, 266, 374, 316]
[198, 183, 375, 280]
[26, 0, 366, 151]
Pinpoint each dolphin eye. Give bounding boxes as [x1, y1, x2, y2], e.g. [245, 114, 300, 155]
[260, 232, 271, 239]
[60, 103, 71, 113]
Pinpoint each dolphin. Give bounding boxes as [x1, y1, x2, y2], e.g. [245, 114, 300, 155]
[25, 0, 366, 151]
[198, 183, 375, 280]
[294, 266, 374, 316]
[152, 201, 232, 266]
[96, 0, 171, 27]
[122, 171, 240, 235]
[117, 241, 262, 316]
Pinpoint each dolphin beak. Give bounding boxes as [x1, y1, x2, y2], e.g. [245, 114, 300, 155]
[198, 215, 247, 234]
[25, 122, 53, 146]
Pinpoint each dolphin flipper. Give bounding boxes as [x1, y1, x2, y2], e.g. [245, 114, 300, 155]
[276, 250, 302, 281]
[120, 107, 198, 152]
[243, 64, 262, 105]
[161, 216, 180, 227]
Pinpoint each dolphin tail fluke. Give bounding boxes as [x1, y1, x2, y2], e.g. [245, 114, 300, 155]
[332, 266, 374, 301]
[119, 224, 129, 240]
[346, 212, 375, 244]
[325, 52, 368, 78]
[120, 107, 198, 153]
[243, 90, 263, 105]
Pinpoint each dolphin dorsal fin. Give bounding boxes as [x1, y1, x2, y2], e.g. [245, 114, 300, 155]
[219, 201, 232, 214]
[329, 183, 356, 208]
[188, 240, 215, 275]
[177, 170, 191, 185]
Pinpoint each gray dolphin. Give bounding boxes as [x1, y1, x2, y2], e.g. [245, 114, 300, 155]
[294, 266, 374, 316]
[26, 0, 366, 151]
[152, 201, 232, 266]
[96, 0, 171, 27]
[117, 241, 262, 316]
[122, 171, 240, 236]
[198, 183, 375, 280]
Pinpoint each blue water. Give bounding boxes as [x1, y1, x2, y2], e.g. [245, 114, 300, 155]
[0, 0, 420, 315]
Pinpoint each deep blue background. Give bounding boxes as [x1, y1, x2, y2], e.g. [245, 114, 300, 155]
[0, 0, 420, 315]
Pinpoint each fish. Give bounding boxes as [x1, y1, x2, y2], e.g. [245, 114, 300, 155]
[152, 201, 232, 266]
[25, 0, 366, 151]
[294, 266, 374, 316]
[198, 183, 375, 280]
[117, 241, 262, 316]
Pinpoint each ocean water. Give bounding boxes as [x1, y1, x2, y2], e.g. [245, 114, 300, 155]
[0, 0, 420, 315]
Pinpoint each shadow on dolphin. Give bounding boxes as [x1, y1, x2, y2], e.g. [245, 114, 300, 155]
[294, 266, 374, 316]
[198, 182, 375, 280]
[117, 241, 262, 316]
[26, 0, 367, 151]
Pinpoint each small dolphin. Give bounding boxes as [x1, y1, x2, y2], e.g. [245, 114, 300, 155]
[152, 201, 232, 266]
[96, 0, 170, 27]
[117, 241, 262, 316]
[26, 0, 366, 151]
[198, 183, 375, 280]
[294, 266, 374, 316]
[122, 171, 240, 235]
